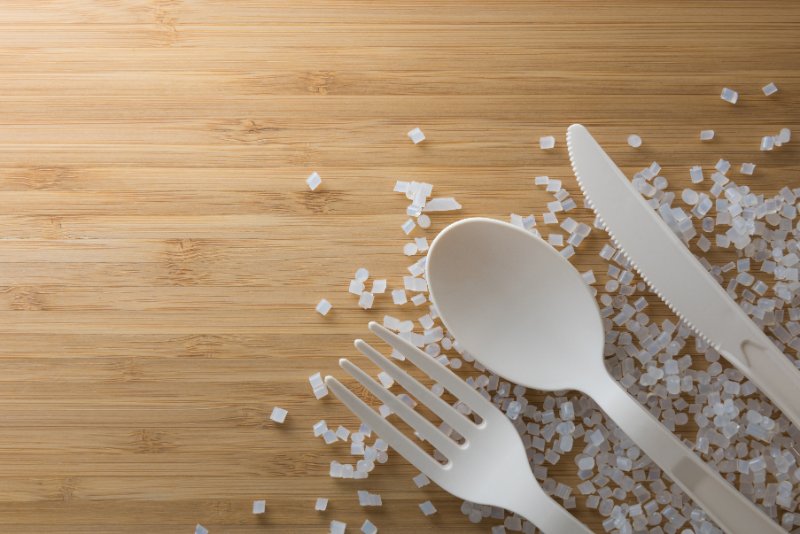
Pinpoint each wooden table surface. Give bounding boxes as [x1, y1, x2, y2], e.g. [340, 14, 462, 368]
[0, 1, 797, 532]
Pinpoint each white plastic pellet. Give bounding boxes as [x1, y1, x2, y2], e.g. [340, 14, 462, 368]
[361, 519, 378, 534]
[413, 473, 431, 488]
[407, 127, 425, 144]
[534, 175, 549, 186]
[270, 407, 288, 424]
[403, 243, 418, 256]
[681, 188, 699, 205]
[355, 268, 369, 282]
[252, 500, 266, 514]
[330, 520, 347, 534]
[627, 134, 642, 148]
[414, 237, 429, 252]
[359, 291, 375, 310]
[543, 212, 558, 224]
[720, 87, 738, 104]
[195, 525, 209, 534]
[401, 219, 416, 235]
[762, 82, 778, 96]
[349, 279, 365, 296]
[306, 171, 322, 191]
[715, 159, 730, 174]
[761, 135, 775, 151]
[316, 298, 332, 316]
[417, 214, 431, 229]
[548, 234, 563, 247]
[419, 501, 437, 516]
[391, 289, 407, 305]
[690, 165, 704, 184]
[700, 129, 715, 141]
[371, 280, 387, 294]
[411, 293, 427, 306]
[740, 162, 756, 175]
[423, 198, 462, 212]
[315, 497, 328, 511]
[539, 136, 556, 150]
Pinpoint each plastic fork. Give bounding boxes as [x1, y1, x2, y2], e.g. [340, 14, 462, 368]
[324, 321, 592, 534]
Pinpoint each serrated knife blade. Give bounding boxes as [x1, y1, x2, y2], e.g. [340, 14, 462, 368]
[567, 123, 800, 429]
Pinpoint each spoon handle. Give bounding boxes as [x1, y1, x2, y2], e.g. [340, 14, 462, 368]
[589, 377, 782, 534]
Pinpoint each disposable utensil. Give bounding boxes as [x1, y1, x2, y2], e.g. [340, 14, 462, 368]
[567, 123, 800, 430]
[427, 217, 782, 534]
[325, 322, 592, 534]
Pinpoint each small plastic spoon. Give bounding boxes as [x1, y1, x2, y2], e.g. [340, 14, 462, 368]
[427, 217, 781, 534]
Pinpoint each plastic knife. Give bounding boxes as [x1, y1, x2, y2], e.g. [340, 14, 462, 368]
[567, 123, 800, 430]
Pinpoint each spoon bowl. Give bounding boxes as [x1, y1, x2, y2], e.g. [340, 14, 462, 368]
[426, 217, 604, 391]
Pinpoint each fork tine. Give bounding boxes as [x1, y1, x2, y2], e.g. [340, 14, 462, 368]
[324, 375, 443, 476]
[339, 357, 460, 457]
[354, 339, 475, 439]
[368, 321, 495, 419]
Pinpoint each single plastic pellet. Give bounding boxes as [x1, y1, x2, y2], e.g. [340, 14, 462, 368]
[315, 497, 328, 511]
[252, 500, 266, 514]
[195, 525, 209, 534]
[361, 519, 378, 534]
[403, 243, 418, 256]
[534, 175, 549, 185]
[419, 501, 437, 516]
[359, 291, 375, 310]
[762, 82, 778, 96]
[330, 520, 347, 534]
[306, 171, 322, 191]
[740, 162, 755, 175]
[401, 219, 416, 235]
[407, 127, 425, 144]
[391, 289, 407, 305]
[417, 214, 431, 228]
[627, 134, 642, 148]
[539, 136, 556, 150]
[700, 130, 715, 141]
[270, 407, 288, 424]
[316, 298, 332, 316]
[372, 280, 387, 293]
[720, 87, 738, 104]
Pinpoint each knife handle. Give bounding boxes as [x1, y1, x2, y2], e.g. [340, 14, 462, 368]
[725, 337, 800, 430]
[588, 377, 782, 534]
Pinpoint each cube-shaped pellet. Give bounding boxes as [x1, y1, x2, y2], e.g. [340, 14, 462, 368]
[407, 127, 425, 144]
[306, 171, 322, 191]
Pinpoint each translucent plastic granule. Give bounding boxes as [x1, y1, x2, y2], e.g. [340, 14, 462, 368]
[627, 134, 642, 148]
[407, 127, 425, 144]
[315, 498, 328, 511]
[539, 135, 556, 150]
[358, 292, 375, 310]
[401, 219, 416, 235]
[740, 162, 756, 175]
[306, 171, 322, 191]
[361, 519, 378, 534]
[699, 129, 715, 141]
[720, 87, 739, 104]
[252, 500, 266, 514]
[316, 298, 332, 316]
[419, 501, 437, 516]
[195, 525, 209, 534]
[330, 520, 347, 534]
[417, 214, 432, 229]
[269, 407, 288, 424]
[762, 82, 778, 96]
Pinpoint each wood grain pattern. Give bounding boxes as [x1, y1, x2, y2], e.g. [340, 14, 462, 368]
[0, 1, 797, 532]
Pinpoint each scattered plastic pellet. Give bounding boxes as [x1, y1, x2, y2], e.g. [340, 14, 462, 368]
[534, 175, 549, 186]
[330, 520, 347, 534]
[407, 127, 425, 144]
[270, 406, 288, 424]
[740, 162, 756, 175]
[306, 171, 322, 191]
[315, 497, 328, 511]
[419, 501, 437, 516]
[700, 129, 715, 141]
[417, 214, 431, 229]
[627, 134, 642, 148]
[316, 298, 332, 316]
[720, 87, 738, 104]
[361, 519, 378, 534]
[359, 292, 375, 310]
[413, 473, 431, 488]
[762, 82, 778, 96]
[309, 372, 328, 399]
[424, 198, 462, 212]
[539, 136, 556, 150]
[372, 280, 387, 294]
[401, 219, 416, 235]
[195, 525, 209, 534]
[391, 289, 407, 305]
[252, 500, 266, 514]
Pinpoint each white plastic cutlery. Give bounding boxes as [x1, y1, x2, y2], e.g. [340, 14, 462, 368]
[567, 123, 800, 430]
[426, 218, 782, 534]
[325, 321, 592, 534]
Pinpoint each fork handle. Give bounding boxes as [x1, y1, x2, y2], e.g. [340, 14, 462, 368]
[508, 485, 593, 534]
[588, 377, 782, 534]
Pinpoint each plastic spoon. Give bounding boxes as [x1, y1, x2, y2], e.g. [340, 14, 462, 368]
[426, 217, 781, 534]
